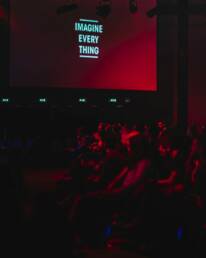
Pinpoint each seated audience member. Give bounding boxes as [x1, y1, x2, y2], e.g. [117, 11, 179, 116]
[155, 128, 186, 196]
[184, 131, 206, 212]
[185, 136, 201, 195]
[95, 125, 128, 188]
[57, 123, 126, 206]
[69, 134, 153, 246]
[193, 133, 206, 211]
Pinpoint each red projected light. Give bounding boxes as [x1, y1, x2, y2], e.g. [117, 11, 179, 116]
[10, 0, 157, 91]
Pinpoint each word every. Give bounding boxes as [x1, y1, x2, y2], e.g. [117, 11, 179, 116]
[79, 34, 99, 44]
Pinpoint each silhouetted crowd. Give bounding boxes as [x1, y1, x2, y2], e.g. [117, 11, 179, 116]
[3, 121, 206, 257]
[55, 121, 206, 257]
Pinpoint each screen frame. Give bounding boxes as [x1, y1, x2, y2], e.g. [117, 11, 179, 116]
[1, 0, 174, 123]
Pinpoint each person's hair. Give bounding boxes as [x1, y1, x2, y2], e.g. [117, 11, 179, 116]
[102, 127, 121, 149]
[129, 134, 150, 164]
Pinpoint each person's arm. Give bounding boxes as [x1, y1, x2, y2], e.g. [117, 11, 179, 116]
[106, 167, 128, 191]
[157, 170, 177, 185]
[111, 160, 151, 193]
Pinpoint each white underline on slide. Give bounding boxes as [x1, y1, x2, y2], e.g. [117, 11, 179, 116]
[80, 55, 99, 59]
[79, 19, 99, 23]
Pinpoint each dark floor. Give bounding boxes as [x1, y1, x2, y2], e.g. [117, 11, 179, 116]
[85, 249, 148, 258]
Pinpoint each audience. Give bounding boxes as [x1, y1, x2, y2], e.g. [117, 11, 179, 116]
[3, 121, 206, 257]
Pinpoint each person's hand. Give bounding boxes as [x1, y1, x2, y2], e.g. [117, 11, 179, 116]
[174, 183, 184, 192]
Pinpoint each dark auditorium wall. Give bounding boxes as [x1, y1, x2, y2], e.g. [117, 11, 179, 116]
[159, 22, 177, 124]
[159, 0, 206, 125]
[0, 2, 9, 88]
[188, 0, 206, 125]
[158, 0, 178, 125]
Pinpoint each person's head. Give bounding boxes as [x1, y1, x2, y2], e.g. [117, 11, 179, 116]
[129, 134, 149, 161]
[158, 127, 186, 159]
[102, 126, 121, 150]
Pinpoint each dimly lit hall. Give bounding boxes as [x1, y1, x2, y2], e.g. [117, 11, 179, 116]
[1, 1, 206, 258]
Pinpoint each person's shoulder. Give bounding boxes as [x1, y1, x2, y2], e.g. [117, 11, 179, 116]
[134, 159, 151, 171]
[141, 158, 151, 165]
